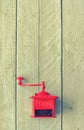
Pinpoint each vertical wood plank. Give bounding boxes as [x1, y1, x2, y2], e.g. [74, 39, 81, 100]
[63, 0, 84, 130]
[0, 0, 16, 130]
[40, 0, 61, 129]
[17, 0, 39, 130]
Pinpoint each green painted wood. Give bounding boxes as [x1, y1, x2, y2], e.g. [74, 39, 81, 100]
[17, 0, 39, 130]
[63, 0, 84, 130]
[39, 0, 61, 129]
[1, 0, 84, 130]
[0, 0, 16, 130]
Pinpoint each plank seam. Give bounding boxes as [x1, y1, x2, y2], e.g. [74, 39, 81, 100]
[15, 0, 18, 130]
[60, 0, 63, 130]
[38, 0, 41, 130]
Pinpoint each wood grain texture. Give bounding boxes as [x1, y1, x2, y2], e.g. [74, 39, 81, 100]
[39, 0, 61, 129]
[63, 0, 84, 130]
[17, 0, 39, 130]
[0, 0, 16, 130]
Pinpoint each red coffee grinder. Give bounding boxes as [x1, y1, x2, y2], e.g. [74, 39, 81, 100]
[17, 77, 58, 118]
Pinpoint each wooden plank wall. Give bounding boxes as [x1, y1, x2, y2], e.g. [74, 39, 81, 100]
[63, 0, 84, 130]
[0, 0, 16, 130]
[0, 0, 84, 130]
[39, 0, 61, 130]
[17, 0, 39, 130]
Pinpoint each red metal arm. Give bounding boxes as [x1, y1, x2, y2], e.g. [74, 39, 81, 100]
[16, 77, 45, 92]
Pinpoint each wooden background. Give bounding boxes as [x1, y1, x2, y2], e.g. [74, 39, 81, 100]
[0, 0, 84, 130]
